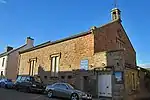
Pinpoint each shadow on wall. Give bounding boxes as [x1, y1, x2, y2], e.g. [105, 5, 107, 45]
[37, 65, 97, 97]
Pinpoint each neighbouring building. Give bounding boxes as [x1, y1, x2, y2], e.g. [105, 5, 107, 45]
[134, 66, 150, 99]
[18, 7, 140, 100]
[0, 37, 34, 80]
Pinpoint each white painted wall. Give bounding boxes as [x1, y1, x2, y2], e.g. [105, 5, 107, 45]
[0, 56, 8, 76]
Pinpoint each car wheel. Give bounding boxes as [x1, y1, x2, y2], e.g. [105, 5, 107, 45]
[47, 90, 53, 98]
[70, 93, 79, 100]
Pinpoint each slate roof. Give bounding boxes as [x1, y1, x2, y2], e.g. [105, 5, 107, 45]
[19, 19, 120, 54]
[0, 44, 27, 57]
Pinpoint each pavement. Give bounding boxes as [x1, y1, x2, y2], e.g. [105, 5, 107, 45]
[0, 88, 61, 100]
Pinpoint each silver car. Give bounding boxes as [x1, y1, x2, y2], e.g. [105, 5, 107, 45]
[45, 82, 92, 100]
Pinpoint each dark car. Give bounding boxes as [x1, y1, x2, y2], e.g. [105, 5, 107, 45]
[14, 75, 45, 93]
[0, 78, 14, 89]
[45, 82, 92, 100]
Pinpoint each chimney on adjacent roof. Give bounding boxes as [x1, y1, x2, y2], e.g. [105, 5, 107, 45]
[5, 46, 13, 52]
[26, 37, 34, 46]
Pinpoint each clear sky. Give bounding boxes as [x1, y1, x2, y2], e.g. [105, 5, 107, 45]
[0, 0, 149, 67]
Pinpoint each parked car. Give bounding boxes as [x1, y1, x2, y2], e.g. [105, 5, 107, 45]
[14, 75, 45, 93]
[45, 82, 92, 100]
[0, 78, 14, 89]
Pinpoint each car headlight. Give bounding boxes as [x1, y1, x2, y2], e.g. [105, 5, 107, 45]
[32, 84, 36, 87]
[78, 92, 87, 98]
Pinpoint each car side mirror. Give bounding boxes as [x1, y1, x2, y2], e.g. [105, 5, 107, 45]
[26, 79, 30, 81]
[66, 87, 69, 89]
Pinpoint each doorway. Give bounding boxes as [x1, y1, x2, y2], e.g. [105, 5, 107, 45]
[98, 74, 112, 98]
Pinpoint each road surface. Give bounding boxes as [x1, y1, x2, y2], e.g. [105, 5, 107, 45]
[0, 88, 61, 100]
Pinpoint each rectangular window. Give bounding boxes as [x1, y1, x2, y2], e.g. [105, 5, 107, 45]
[1, 71, 3, 76]
[116, 38, 124, 49]
[51, 56, 59, 77]
[29, 57, 37, 76]
[132, 73, 136, 90]
[2, 58, 5, 67]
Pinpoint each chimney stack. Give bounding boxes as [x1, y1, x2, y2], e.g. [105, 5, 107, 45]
[5, 46, 13, 52]
[26, 37, 34, 47]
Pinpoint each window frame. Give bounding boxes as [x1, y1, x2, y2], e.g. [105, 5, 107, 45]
[116, 38, 124, 49]
[50, 53, 60, 77]
[28, 57, 37, 76]
[2, 58, 5, 67]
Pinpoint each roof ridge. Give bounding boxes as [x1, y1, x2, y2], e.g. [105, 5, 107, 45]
[0, 44, 27, 57]
[20, 19, 120, 54]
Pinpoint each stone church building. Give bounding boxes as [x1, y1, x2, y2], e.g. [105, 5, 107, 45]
[18, 7, 142, 100]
